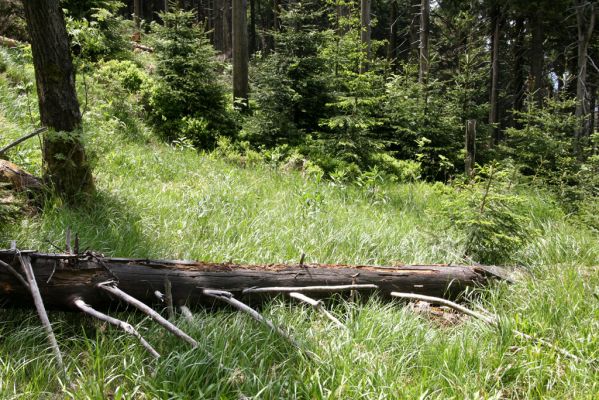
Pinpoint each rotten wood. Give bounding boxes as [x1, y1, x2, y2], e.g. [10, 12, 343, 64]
[0, 35, 22, 48]
[0, 250, 507, 312]
[0, 160, 43, 192]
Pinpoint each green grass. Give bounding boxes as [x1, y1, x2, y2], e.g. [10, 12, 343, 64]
[0, 47, 598, 399]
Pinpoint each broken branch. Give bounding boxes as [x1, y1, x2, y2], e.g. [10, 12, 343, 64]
[73, 298, 160, 358]
[289, 292, 346, 329]
[98, 282, 198, 348]
[18, 253, 64, 371]
[243, 284, 378, 295]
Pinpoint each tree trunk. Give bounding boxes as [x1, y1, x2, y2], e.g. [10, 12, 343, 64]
[418, 0, 430, 84]
[232, 0, 249, 108]
[22, 0, 94, 203]
[360, 0, 371, 73]
[508, 17, 526, 129]
[388, 0, 399, 69]
[488, 4, 501, 146]
[0, 251, 507, 311]
[134, 0, 142, 30]
[529, 11, 544, 108]
[249, 0, 256, 54]
[575, 0, 596, 143]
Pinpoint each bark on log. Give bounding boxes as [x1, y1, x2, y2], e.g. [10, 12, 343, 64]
[0, 250, 507, 311]
[0, 160, 43, 192]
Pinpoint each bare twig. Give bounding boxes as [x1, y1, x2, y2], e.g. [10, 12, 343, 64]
[289, 292, 346, 329]
[0, 258, 30, 290]
[179, 305, 194, 322]
[0, 127, 47, 156]
[98, 282, 198, 348]
[242, 284, 378, 295]
[390, 292, 496, 324]
[204, 289, 316, 360]
[18, 253, 64, 371]
[391, 291, 585, 363]
[73, 298, 160, 358]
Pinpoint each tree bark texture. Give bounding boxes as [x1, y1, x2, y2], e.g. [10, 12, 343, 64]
[0, 251, 507, 311]
[529, 11, 545, 107]
[488, 5, 501, 145]
[575, 0, 596, 141]
[22, 0, 94, 202]
[418, 0, 430, 84]
[232, 0, 249, 107]
[360, 0, 371, 73]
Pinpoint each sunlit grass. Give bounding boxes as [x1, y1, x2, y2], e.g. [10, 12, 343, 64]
[0, 46, 598, 399]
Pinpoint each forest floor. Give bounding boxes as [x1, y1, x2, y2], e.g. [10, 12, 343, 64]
[0, 49, 598, 399]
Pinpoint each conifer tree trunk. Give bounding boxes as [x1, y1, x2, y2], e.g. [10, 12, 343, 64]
[388, 0, 398, 69]
[360, 0, 371, 73]
[134, 0, 142, 30]
[488, 4, 501, 145]
[418, 0, 430, 84]
[249, 0, 256, 54]
[509, 17, 526, 129]
[22, 0, 94, 203]
[232, 0, 249, 107]
[575, 0, 595, 142]
[529, 11, 544, 107]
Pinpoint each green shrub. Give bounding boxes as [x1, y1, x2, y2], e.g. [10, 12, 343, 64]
[95, 59, 150, 93]
[243, 0, 333, 147]
[440, 162, 534, 264]
[65, 2, 130, 62]
[148, 8, 236, 148]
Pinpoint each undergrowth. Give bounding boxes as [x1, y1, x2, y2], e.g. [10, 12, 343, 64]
[0, 46, 597, 399]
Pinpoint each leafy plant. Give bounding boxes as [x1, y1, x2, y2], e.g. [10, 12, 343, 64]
[440, 162, 534, 264]
[65, 1, 130, 62]
[147, 7, 236, 148]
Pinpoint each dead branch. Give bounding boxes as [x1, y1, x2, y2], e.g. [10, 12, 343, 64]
[390, 292, 496, 325]
[18, 253, 64, 371]
[98, 282, 198, 348]
[0, 258, 29, 290]
[243, 284, 378, 295]
[179, 306, 194, 322]
[0, 127, 47, 157]
[391, 291, 585, 364]
[289, 292, 346, 329]
[73, 298, 160, 358]
[203, 289, 315, 359]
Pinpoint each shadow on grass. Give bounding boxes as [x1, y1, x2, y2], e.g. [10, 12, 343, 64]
[0, 189, 159, 258]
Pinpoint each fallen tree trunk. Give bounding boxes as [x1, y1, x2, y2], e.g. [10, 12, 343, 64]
[0, 250, 507, 311]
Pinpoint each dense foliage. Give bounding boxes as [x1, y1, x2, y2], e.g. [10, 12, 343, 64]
[147, 8, 236, 148]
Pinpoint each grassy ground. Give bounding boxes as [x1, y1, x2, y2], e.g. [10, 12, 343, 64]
[0, 47, 598, 399]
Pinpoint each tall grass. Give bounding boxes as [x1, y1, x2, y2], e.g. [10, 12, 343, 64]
[0, 47, 597, 399]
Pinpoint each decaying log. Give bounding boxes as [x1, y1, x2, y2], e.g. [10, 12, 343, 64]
[0, 250, 508, 312]
[0, 160, 43, 192]
[0, 35, 23, 48]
